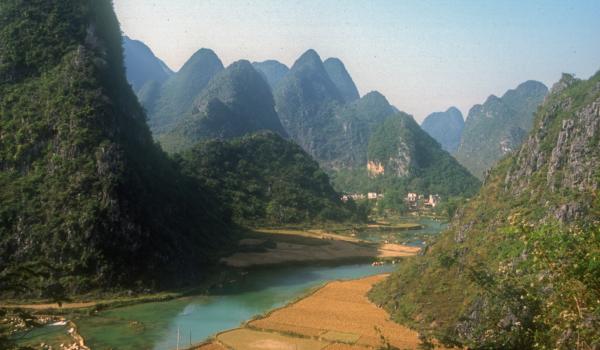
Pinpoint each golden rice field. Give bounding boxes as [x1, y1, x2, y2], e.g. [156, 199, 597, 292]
[247, 275, 422, 349]
[196, 275, 452, 350]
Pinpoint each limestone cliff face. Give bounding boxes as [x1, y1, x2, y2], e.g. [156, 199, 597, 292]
[504, 74, 600, 222]
[387, 139, 413, 178]
[367, 160, 385, 177]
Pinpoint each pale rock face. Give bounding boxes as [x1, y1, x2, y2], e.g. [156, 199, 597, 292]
[503, 78, 600, 222]
[388, 140, 412, 178]
[367, 160, 385, 177]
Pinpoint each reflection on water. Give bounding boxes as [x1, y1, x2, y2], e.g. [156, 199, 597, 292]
[76, 263, 395, 350]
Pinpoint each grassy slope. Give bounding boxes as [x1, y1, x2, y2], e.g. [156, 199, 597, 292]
[370, 72, 600, 349]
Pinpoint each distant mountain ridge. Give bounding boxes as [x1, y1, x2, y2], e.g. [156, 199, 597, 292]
[455, 80, 548, 178]
[324, 57, 360, 102]
[121, 43, 484, 199]
[252, 60, 289, 90]
[159, 60, 288, 152]
[274, 49, 346, 163]
[146, 48, 225, 134]
[333, 91, 397, 168]
[421, 107, 464, 153]
[123, 36, 173, 93]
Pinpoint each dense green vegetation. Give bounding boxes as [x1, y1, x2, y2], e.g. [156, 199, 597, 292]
[370, 72, 600, 349]
[455, 80, 548, 179]
[366, 113, 480, 197]
[274, 49, 346, 164]
[0, 0, 231, 296]
[420, 107, 464, 153]
[159, 60, 288, 153]
[176, 132, 364, 225]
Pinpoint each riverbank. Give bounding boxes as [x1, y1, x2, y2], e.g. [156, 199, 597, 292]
[222, 228, 421, 268]
[195, 274, 450, 350]
[6, 220, 437, 349]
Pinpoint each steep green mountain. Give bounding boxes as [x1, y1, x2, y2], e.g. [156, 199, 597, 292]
[159, 60, 288, 152]
[177, 132, 360, 225]
[365, 113, 480, 198]
[421, 107, 464, 153]
[252, 60, 289, 90]
[122, 36, 173, 93]
[275, 50, 478, 200]
[0, 0, 231, 295]
[332, 91, 396, 168]
[455, 80, 548, 178]
[148, 48, 224, 134]
[370, 72, 600, 349]
[323, 57, 360, 103]
[274, 49, 345, 163]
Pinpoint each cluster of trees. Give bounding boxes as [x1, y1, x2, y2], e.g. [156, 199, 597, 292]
[176, 132, 367, 225]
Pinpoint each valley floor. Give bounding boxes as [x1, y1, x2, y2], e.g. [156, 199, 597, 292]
[222, 228, 421, 267]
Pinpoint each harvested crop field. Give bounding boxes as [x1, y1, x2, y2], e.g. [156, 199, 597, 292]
[199, 275, 450, 350]
[194, 343, 228, 350]
[247, 274, 422, 349]
[216, 328, 328, 350]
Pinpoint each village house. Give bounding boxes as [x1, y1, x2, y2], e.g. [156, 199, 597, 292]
[406, 192, 418, 202]
[341, 193, 367, 202]
[424, 194, 441, 208]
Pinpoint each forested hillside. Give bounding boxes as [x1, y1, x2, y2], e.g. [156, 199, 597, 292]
[0, 0, 231, 295]
[177, 132, 361, 225]
[370, 72, 600, 349]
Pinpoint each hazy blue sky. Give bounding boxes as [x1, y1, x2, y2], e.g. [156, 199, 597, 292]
[113, 0, 600, 122]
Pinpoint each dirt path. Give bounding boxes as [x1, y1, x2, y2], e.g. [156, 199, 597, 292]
[196, 275, 450, 350]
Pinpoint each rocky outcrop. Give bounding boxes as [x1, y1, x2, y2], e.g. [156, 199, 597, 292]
[367, 160, 385, 177]
[504, 75, 600, 221]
